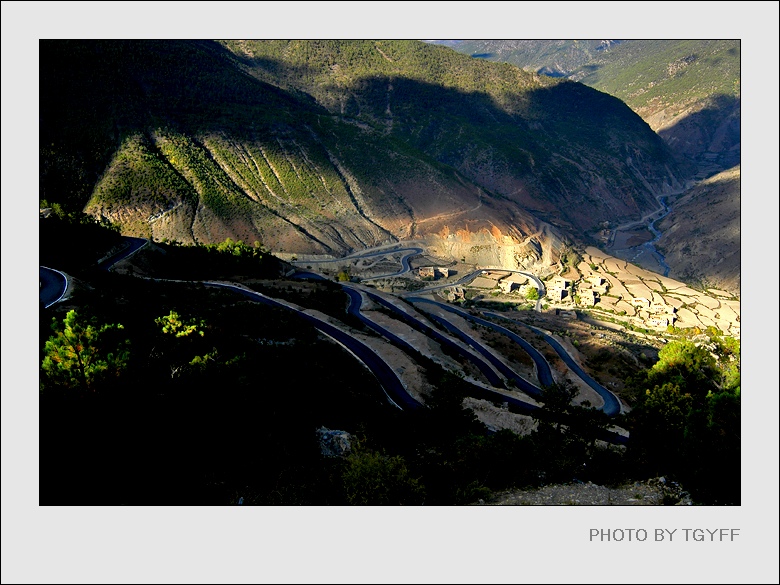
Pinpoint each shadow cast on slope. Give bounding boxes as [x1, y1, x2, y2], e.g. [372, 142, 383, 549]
[657, 94, 741, 179]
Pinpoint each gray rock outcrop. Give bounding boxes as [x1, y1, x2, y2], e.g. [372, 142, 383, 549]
[316, 427, 354, 458]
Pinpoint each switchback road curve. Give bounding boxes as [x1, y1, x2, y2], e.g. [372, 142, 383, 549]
[39, 266, 68, 308]
[293, 246, 424, 280]
[407, 298, 547, 399]
[522, 322, 622, 417]
[204, 281, 422, 411]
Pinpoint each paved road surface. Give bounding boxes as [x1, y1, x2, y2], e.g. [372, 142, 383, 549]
[523, 323, 622, 417]
[39, 267, 68, 308]
[97, 237, 148, 270]
[204, 281, 422, 411]
[361, 289, 505, 388]
[408, 298, 546, 398]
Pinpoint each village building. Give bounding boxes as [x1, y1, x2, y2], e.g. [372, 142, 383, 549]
[548, 288, 568, 302]
[499, 280, 516, 294]
[556, 309, 576, 319]
[551, 276, 571, 290]
[590, 276, 606, 287]
[418, 266, 449, 279]
[446, 286, 465, 302]
[631, 297, 651, 308]
[580, 290, 599, 306]
[651, 302, 675, 314]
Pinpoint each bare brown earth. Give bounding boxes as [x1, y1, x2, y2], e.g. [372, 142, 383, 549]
[463, 397, 538, 436]
[655, 166, 740, 295]
[356, 239, 738, 408]
[484, 477, 692, 505]
[611, 228, 654, 249]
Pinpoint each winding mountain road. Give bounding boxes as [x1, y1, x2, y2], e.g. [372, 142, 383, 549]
[357, 288, 506, 388]
[417, 299, 553, 388]
[205, 281, 422, 411]
[39, 267, 68, 308]
[408, 298, 548, 398]
[522, 322, 622, 416]
[293, 245, 424, 280]
[96, 237, 149, 270]
[43, 237, 626, 440]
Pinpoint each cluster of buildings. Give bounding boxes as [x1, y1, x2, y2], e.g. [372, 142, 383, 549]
[630, 297, 677, 328]
[570, 275, 611, 306]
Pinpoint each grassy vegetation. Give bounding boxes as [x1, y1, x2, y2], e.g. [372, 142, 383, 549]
[42, 39, 681, 252]
[574, 40, 740, 111]
[433, 39, 740, 118]
[89, 133, 199, 211]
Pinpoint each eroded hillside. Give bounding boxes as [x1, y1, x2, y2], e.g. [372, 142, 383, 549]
[41, 40, 684, 263]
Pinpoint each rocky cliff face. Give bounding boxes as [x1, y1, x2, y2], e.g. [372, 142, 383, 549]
[423, 221, 563, 274]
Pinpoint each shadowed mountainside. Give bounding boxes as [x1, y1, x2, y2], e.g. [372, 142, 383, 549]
[655, 165, 740, 294]
[429, 40, 740, 180]
[41, 40, 683, 260]
[221, 40, 683, 231]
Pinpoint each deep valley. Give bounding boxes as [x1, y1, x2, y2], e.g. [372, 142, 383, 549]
[37, 39, 740, 508]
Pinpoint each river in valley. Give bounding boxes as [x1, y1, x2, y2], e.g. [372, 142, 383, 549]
[607, 196, 673, 276]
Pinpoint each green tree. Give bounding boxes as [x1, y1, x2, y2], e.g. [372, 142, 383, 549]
[626, 338, 741, 503]
[525, 286, 539, 300]
[41, 310, 130, 391]
[643, 382, 693, 435]
[646, 340, 718, 399]
[540, 382, 577, 419]
[341, 448, 425, 505]
[154, 310, 213, 378]
[155, 310, 206, 338]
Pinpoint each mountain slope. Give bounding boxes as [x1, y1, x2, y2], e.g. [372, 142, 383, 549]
[430, 39, 740, 178]
[41, 40, 684, 260]
[655, 166, 740, 294]
[427, 40, 625, 77]
[572, 40, 740, 177]
[220, 40, 683, 231]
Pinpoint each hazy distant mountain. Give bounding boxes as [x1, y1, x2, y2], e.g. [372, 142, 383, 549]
[427, 40, 625, 78]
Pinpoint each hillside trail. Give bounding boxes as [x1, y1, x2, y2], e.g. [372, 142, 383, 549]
[413, 199, 483, 227]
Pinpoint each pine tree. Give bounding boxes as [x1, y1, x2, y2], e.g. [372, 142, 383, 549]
[41, 310, 130, 391]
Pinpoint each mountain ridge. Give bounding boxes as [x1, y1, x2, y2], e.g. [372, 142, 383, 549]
[427, 39, 740, 178]
[41, 40, 684, 266]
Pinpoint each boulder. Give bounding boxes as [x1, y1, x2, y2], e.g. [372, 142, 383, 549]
[316, 427, 353, 458]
